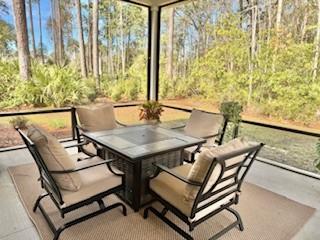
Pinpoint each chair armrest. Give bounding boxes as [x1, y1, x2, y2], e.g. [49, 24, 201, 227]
[64, 142, 88, 149]
[116, 120, 127, 127]
[152, 163, 202, 186]
[50, 158, 116, 174]
[202, 132, 220, 140]
[76, 124, 86, 132]
[170, 124, 186, 130]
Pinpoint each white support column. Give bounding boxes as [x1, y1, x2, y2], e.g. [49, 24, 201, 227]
[149, 6, 160, 100]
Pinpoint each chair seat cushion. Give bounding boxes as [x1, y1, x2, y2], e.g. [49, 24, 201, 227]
[150, 164, 194, 216]
[61, 155, 122, 207]
[27, 125, 82, 192]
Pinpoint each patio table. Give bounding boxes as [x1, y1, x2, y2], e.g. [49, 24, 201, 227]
[82, 124, 205, 211]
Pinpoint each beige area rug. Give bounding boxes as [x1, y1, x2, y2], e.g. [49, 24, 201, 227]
[8, 163, 315, 240]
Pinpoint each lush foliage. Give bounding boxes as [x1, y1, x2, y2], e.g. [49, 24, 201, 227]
[159, 2, 320, 124]
[9, 116, 28, 129]
[0, 60, 95, 108]
[219, 101, 243, 124]
[139, 101, 164, 121]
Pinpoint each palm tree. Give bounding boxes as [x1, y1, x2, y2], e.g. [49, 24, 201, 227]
[12, 0, 31, 80]
[75, 0, 87, 77]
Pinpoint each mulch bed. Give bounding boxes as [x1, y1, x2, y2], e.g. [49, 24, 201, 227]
[0, 124, 72, 148]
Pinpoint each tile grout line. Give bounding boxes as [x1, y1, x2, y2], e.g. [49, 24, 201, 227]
[0, 226, 37, 240]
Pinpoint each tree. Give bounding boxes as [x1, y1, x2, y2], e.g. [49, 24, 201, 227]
[92, 0, 100, 89]
[87, 0, 93, 72]
[12, 0, 31, 80]
[36, 0, 44, 63]
[166, 7, 174, 81]
[55, 0, 64, 65]
[0, 20, 15, 56]
[75, 0, 87, 77]
[119, 3, 125, 75]
[313, 0, 320, 82]
[248, 1, 258, 105]
[27, 0, 36, 57]
[0, 0, 9, 15]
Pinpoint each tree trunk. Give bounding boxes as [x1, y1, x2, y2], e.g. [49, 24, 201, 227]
[12, 0, 31, 80]
[166, 7, 174, 81]
[120, 3, 125, 76]
[87, 0, 92, 73]
[27, 0, 36, 57]
[312, 0, 320, 82]
[107, 8, 114, 76]
[248, 2, 257, 106]
[92, 0, 100, 89]
[75, 0, 87, 77]
[55, 0, 64, 65]
[267, 0, 272, 43]
[37, 0, 44, 63]
[50, 0, 57, 63]
[275, 0, 283, 35]
[272, 0, 283, 72]
[300, 4, 308, 43]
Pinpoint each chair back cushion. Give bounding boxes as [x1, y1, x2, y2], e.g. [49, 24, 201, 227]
[27, 125, 82, 191]
[184, 109, 224, 139]
[184, 138, 250, 201]
[76, 104, 117, 132]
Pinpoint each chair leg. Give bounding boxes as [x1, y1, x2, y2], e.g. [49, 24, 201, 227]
[209, 207, 244, 240]
[144, 206, 193, 240]
[33, 193, 49, 212]
[225, 207, 244, 231]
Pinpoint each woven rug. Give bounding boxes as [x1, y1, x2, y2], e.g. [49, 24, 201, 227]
[8, 163, 315, 240]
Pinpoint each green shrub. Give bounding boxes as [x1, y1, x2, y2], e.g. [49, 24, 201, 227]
[111, 83, 125, 102]
[0, 60, 19, 107]
[84, 78, 98, 102]
[9, 116, 28, 129]
[124, 79, 139, 101]
[7, 65, 91, 107]
[48, 119, 67, 129]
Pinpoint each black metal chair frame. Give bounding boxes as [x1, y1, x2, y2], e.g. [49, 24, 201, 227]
[144, 143, 264, 240]
[16, 128, 127, 240]
[71, 107, 127, 158]
[171, 109, 229, 163]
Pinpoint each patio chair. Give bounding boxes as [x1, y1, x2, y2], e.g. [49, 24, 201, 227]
[73, 103, 127, 158]
[16, 125, 127, 240]
[144, 138, 263, 240]
[172, 109, 228, 162]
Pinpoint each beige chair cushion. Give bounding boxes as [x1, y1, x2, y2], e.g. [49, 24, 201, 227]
[184, 138, 250, 201]
[76, 104, 117, 132]
[150, 164, 235, 221]
[61, 155, 122, 206]
[27, 125, 81, 191]
[184, 109, 224, 139]
[150, 164, 194, 216]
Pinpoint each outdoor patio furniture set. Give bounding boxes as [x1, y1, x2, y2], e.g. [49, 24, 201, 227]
[16, 103, 263, 240]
